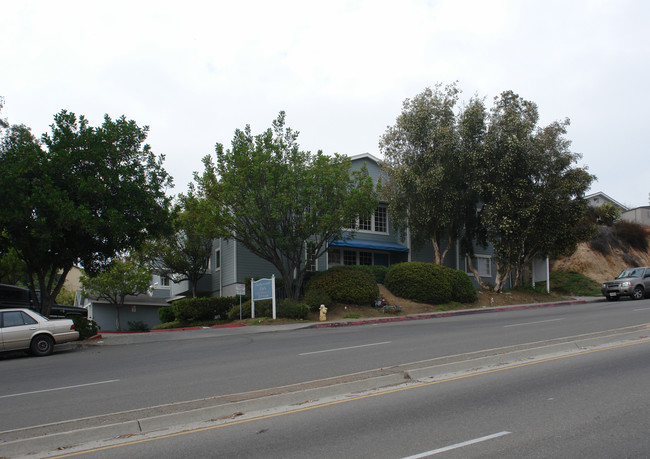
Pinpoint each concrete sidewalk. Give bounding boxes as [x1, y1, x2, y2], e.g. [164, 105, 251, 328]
[84, 296, 604, 346]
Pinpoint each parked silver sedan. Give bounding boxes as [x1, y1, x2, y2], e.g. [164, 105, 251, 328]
[0, 308, 79, 356]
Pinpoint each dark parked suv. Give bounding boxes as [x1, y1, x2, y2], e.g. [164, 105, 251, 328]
[0, 284, 87, 319]
[601, 267, 650, 301]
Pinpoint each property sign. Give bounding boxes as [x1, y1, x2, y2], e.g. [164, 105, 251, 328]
[251, 275, 276, 319]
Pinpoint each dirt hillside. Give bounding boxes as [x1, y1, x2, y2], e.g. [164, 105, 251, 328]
[552, 227, 650, 283]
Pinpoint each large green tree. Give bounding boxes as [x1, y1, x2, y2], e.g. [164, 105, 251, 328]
[81, 259, 152, 331]
[380, 84, 482, 265]
[476, 91, 594, 291]
[193, 112, 377, 300]
[0, 111, 173, 316]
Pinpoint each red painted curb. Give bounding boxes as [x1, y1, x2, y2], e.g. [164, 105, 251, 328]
[212, 323, 247, 329]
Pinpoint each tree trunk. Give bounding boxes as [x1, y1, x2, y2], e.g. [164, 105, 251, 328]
[466, 255, 490, 290]
[493, 262, 511, 292]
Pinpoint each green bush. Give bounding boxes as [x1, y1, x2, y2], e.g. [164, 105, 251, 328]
[277, 299, 310, 320]
[367, 265, 389, 284]
[615, 221, 648, 252]
[226, 298, 308, 320]
[71, 315, 100, 340]
[228, 299, 272, 320]
[385, 262, 452, 305]
[550, 270, 601, 296]
[447, 269, 478, 303]
[303, 289, 334, 311]
[172, 297, 239, 323]
[305, 266, 379, 305]
[158, 306, 175, 323]
[128, 320, 150, 332]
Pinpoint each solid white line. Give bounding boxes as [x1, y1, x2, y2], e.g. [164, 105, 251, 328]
[503, 318, 564, 328]
[401, 431, 512, 458]
[299, 341, 391, 355]
[0, 379, 120, 399]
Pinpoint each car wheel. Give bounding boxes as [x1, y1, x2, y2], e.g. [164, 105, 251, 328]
[30, 335, 54, 356]
[632, 286, 645, 300]
[606, 295, 619, 301]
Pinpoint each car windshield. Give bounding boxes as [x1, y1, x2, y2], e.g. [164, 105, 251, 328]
[617, 268, 643, 279]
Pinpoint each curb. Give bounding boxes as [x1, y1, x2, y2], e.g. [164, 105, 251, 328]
[309, 299, 591, 328]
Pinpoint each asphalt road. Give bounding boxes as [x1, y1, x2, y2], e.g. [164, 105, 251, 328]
[54, 329, 650, 458]
[1, 297, 650, 451]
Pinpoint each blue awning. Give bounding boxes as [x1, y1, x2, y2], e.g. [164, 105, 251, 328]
[329, 238, 409, 253]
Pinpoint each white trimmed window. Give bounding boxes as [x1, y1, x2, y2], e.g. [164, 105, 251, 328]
[465, 255, 492, 277]
[343, 250, 357, 265]
[359, 251, 372, 265]
[348, 205, 389, 234]
[328, 248, 377, 267]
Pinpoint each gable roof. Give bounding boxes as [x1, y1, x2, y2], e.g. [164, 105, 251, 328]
[584, 192, 629, 211]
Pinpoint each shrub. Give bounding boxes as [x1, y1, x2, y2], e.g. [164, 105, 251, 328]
[277, 299, 310, 320]
[305, 266, 379, 305]
[615, 221, 648, 252]
[385, 262, 452, 305]
[228, 299, 272, 320]
[71, 315, 100, 340]
[158, 306, 175, 323]
[367, 265, 389, 284]
[128, 320, 150, 332]
[303, 289, 334, 312]
[447, 269, 478, 303]
[172, 297, 239, 323]
[226, 298, 308, 320]
[549, 270, 601, 296]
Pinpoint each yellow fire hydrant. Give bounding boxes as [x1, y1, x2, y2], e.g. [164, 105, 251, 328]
[319, 304, 328, 321]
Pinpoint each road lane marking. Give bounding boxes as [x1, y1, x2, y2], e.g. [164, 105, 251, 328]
[503, 318, 563, 328]
[401, 431, 512, 458]
[633, 307, 650, 311]
[298, 341, 391, 355]
[51, 338, 650, 458]
[0, 379, 120, 399]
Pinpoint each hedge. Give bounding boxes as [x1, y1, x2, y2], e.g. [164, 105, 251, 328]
[171, 296, 239, 323]
[384, 262, 476, 305]
[305, 266, 379, 305]
[227, 298, 309, 320]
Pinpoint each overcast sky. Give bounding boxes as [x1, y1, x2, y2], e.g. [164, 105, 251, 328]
[1, 0, 648, 208]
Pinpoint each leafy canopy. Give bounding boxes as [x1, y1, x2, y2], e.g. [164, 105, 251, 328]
[476, 91, 594, 290]
[380, 83, 483, 265]
[0, 111, 172, 315]
[140, 195, 215, 298]
[193, 112, 377, 300]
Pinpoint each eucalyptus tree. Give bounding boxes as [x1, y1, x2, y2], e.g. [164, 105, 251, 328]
[193, 112, 377, 300]
[477, 91, 594, 291]
[380, 83, 482, 265]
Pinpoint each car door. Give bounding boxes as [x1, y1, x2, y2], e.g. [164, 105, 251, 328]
[0, 311, 39, 351]
[643, 268, 650, 292]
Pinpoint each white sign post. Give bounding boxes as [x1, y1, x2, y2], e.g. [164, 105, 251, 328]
[251, 275, 276, 319]
[235, 283, 246, 320]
